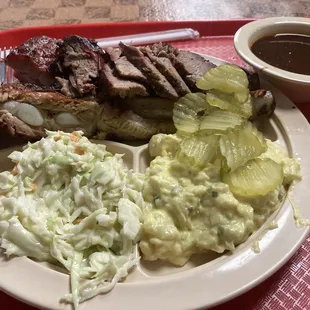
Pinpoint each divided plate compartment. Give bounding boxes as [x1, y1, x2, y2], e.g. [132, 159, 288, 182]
[0, 54, 309, 310]
[0, 140, 223, 284]
[0, 102, 296, 284]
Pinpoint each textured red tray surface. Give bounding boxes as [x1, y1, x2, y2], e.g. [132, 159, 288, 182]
[0, 20, 310, 310]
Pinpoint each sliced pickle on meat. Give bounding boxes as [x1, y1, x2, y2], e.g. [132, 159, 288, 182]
[196, 64, 249, 102]
[199, 110, 245, 134]
[173, 92, 213, 134]
[206, 90, 253, 118]
[219, 121, 267, 171]
[222, 158, 283, 197]
[173, 103, 200, 133]
[176, 135, 219, 167]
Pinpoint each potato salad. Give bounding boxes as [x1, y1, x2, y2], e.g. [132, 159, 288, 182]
[139, 64, 301, 266]
[140, 135, 300, 266]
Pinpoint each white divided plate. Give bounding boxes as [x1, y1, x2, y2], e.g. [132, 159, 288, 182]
[0, 55, 310, 310]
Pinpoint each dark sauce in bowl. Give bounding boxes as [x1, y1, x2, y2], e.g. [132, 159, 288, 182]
[251, 33, 310, 75]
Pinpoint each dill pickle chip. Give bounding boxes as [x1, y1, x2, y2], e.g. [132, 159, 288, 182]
[196, 64, 249, 95]
[222, 158, 283, 197]
[177, 135, 219, 167]
[199, 110, 245, 134]
[206, 90, 253, 118]
[173, 93, 213, 134]
[220, 121, 267, 171]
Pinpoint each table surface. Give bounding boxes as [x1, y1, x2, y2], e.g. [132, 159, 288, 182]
[0, 0, 309, 31]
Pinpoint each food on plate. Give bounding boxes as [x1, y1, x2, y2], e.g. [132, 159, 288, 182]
[0, 63, 303, 308]
[139, 64, 301, 266]
[2, 35, 275, 141]
[50, 35, 105, 98]
[140, 134, 300, 265]
[0, 83, 175, 141]
[5, 36, 61, 86]
[249, 89, 275, 119]
[96, 103, 175, 140]
[0, 83, 102, 138]
[0, 131, 147, 308]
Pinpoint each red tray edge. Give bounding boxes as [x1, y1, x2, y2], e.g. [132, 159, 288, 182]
[0, 19, 255, 48]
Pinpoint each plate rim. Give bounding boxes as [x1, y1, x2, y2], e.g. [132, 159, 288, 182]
[0, 54, 310, 310]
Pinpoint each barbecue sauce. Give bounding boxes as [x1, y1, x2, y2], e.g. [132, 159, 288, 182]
[251, 33, 310, 75]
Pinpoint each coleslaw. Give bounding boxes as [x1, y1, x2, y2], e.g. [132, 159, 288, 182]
[0, 131, 146, 308]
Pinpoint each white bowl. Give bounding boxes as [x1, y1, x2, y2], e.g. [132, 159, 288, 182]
[234, 17, 310, 103]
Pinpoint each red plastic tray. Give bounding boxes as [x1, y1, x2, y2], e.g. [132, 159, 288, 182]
[0, 20, 310, 310]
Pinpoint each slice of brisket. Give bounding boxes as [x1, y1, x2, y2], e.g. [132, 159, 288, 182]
[50, 35, 105, 97]
[6, 36, 60, 86]
[168, 50, 216, 91]
[141, 46, 190, 96]
[105, 47, 122, 62]
[114, 56, 148, 84]
[99, 63, 149, 98]
[149, 42, 178, 56]
[119, 42, 179, 100]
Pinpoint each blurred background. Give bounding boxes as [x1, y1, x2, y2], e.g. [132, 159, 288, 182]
[0, 0, 309, 31]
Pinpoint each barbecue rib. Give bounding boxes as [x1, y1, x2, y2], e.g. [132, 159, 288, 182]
[0, 83, 101, 138]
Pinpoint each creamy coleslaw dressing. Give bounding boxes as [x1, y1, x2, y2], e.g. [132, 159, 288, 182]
[0, 131, 147, 308]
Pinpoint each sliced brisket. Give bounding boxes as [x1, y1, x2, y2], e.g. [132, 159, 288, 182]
[105, 47, 122, 61]
[6, 36, 60, 86]
[55, 77, 79, 97]
[114, 56, 148, 84]
[51, 35, 104, 97]
[141, 46, 190, 96]
[99, 63, 149, 98]
[167, 50, 216, 91]
[149, 42, 178, 56]
[119, 42, 179, 100]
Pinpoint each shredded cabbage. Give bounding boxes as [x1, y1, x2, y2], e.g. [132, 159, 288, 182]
[0, 131, 147, 308]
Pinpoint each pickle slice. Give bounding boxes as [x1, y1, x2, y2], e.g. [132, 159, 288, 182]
[222, 158, 283, 197]
[177, 135, 219, 167]
[173, 93, 212, 134]
[199, 110, 245, 134]
[220, 121, 267, 171]
[196, 64, 249, 97]
[206, 90, 253, 118]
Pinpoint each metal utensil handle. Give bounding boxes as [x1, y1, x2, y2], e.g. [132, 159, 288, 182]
[96, 28, 200, 48]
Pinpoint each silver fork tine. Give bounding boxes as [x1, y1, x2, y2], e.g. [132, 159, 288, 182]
[0, 47, 6, 84]
[0, 47, 3, 84]
[0, 46, 15, 84]
[8, 47, 13, 83]
[3, 47, 7, 84]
